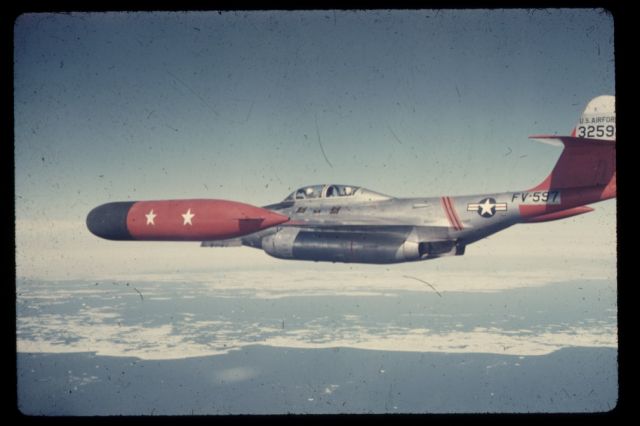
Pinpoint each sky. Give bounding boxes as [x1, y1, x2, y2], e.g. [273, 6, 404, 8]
[14, 9, 616, 280]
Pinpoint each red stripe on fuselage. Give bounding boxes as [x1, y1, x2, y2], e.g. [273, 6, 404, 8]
[446, 197, 464, 231]
[440, 197, 454, 229]
[441, 197, 463, 231]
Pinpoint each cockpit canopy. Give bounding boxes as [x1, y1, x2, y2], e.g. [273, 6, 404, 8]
[283, 184, 392, 202]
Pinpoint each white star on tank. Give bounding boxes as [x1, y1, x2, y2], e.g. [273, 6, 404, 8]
[182, 209, 195, 226]
[145, 210, 156, 225]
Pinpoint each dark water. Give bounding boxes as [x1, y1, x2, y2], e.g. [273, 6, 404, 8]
[17, 346, 616, 415]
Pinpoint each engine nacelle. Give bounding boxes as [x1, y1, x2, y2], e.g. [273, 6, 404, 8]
[261, 227, 463, 264]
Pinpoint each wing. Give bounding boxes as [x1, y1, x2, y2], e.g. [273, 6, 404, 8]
[280, 221, 453, 246]
[282, 210, 451, 228]
[200, 238, 243, 247]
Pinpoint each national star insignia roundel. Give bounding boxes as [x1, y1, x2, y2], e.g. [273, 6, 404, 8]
[467, 198, 508, 218]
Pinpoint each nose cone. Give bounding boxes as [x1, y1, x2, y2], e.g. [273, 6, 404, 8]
[86, 202, 135, 240]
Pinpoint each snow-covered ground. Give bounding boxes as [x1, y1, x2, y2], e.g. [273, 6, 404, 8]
[16, 260, 617, 414]
[17, 271, 616, 360]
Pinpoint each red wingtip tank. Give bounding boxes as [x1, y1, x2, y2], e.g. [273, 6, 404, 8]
[87, 199, 289, 241]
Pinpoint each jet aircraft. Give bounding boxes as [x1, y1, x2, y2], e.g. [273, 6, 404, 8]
[87, 96, 616, 264]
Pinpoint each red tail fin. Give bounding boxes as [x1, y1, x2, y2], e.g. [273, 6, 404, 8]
[528, 95, 616, 202]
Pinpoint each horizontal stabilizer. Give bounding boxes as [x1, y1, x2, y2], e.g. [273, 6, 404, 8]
[522, 206, 594, 223]
[529, 135, 615, 147]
